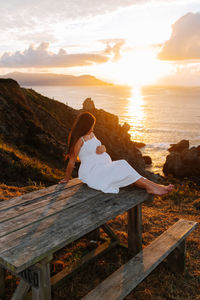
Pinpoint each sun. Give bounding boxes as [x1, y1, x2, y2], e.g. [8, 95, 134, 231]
[92, 47, 171, 87]
[113, 48, 171, 86]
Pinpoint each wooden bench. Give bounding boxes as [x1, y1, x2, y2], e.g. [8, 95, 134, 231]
[0, 178, 198, 300]
[82, 219, 197, 300]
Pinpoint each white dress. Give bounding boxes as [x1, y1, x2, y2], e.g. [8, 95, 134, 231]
[78, 134, 145, 194]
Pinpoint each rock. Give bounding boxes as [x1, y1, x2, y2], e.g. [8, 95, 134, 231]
[82, 98, 95, 110]
[168, 139, 189, 153]
[122, 122, 130, 132]
[163, 141, 200, 181]
[134, 141, 146, 148]
[163, 152, 183, 177]
[181, 147, 200, 162]
[143, 155, 152, 165]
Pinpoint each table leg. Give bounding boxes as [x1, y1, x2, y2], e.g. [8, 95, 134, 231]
[32, 256, 52, 300]
[0, 266, 5, 298]
[127, 204, 142, 256]
[11, 280, 30, 300]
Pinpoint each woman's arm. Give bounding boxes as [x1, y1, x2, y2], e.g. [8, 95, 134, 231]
[59, 138, 83, 184]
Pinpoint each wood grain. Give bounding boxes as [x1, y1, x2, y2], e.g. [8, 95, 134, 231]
[0, 184, 149, 273]
[82, 219, 198, 300]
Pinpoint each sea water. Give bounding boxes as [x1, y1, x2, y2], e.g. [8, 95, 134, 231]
[24, 85, 200, 176]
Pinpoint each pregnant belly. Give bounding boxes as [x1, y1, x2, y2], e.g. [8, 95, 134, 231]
[78, 152, 112, 180]
[95, 152, 112, 164]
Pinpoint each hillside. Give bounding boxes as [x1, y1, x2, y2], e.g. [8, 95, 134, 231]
[0, 72, 113, 86]
[0, 78, 151, 186]
[0, 79, 199, 300]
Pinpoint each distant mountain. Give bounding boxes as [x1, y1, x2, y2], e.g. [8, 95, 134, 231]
[0, 72, 113, 86]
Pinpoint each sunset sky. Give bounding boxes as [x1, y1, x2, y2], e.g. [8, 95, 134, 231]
[0, 0, 200, 86]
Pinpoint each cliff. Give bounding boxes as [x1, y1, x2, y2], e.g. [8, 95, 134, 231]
[0, 78, 154, 186]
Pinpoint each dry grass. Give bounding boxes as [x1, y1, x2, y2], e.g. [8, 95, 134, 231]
[0, 141, 64, 186]
[1, 177, 200, 300]
[0, 183, 44, 202]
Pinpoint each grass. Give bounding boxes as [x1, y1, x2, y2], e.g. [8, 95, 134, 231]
[1, 176, 200, 300]
[0, 140, 64, 186]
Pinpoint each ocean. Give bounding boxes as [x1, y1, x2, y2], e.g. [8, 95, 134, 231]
[24, 85, 200, 176]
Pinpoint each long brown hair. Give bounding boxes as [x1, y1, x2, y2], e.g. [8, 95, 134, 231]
[65, 111, 96, 160]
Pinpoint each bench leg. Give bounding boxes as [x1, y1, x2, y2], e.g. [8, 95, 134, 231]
[127, 204, 142, 256]
[11, 280, 30, 300]
[32, 257, 52, 300]
[101, 224, 120, 243]
[167, 239, 186, 273]
[0, 266, 5, 298]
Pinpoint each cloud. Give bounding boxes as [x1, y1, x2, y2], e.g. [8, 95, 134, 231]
[157, 62, 200, 86]
[0, 42, 124, 68]
[158, 12, 200, 60]
[102, 39, 126, 62]
[0, 0, 186, 31]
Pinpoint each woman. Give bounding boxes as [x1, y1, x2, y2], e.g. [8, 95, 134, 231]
[59, 111, 174, 195]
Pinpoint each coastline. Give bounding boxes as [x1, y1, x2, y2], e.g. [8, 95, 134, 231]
[23, 84, 200, 176]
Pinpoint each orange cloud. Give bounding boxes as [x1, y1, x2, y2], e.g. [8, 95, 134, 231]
[158, 12, 200, 61]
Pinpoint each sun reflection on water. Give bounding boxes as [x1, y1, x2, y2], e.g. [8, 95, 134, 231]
[127, 85, 145, 142]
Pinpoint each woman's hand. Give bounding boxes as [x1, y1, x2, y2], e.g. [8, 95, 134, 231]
[96, 145, 106, 154]
[58, 178, 69, 184]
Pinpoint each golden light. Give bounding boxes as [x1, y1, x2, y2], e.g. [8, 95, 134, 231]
[90, 47, 172, 87]
[113, 48, 171, 86]
[124, 85, 146, 142]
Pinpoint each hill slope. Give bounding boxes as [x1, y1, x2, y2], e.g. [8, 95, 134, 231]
[0, 78, 150, 186]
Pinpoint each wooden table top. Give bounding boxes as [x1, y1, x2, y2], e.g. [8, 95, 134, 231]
[0, 178, 149, 274]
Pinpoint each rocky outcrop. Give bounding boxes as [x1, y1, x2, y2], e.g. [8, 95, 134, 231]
[0, 79, 156, 185]
[143, 156, 152, 165]
[163, 139, 200, 181]
[168, 139, 189, 153]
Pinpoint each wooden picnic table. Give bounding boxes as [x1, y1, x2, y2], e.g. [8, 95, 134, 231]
[0, 178, 197, 300]
[0, 178, 150, 299]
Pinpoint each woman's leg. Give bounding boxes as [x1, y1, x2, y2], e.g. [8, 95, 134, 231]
[132, 176, 174, 195]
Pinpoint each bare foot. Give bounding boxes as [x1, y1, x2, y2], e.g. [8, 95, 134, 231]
[127, 177, 175, 195]
[154, 183, 174, 192]
[166, 184, 174, 191]
[150, 180, 174, 191]
[146, 184, 170, 195]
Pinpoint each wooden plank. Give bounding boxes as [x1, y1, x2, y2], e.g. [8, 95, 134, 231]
[0, 187, 144, 252]
[11, 279, 30, 300]
[51, 239, 118, 289]
[82, 219, 198, 300]
[0, 187, 149, 273]
[0, 180, 86, 224]
[127, 204, 142, 255]
[0, 178, 82, 212]
[0, 265, 5, 298]
[0, 185, 102, 237]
